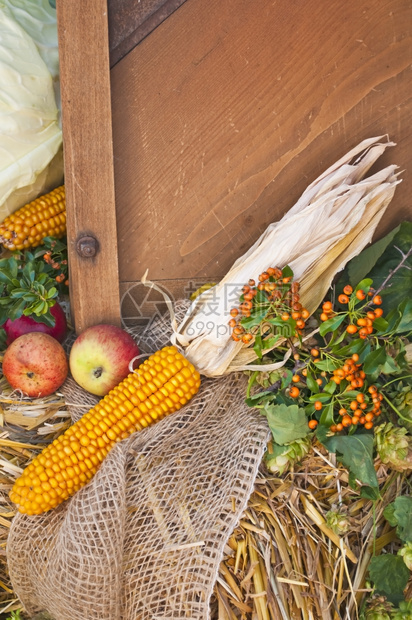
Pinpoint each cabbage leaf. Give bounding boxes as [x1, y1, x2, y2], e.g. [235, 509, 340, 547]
[0, 0, 63, 221]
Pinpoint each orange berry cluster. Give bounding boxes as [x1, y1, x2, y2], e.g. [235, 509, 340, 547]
[320, 284, 384, 339]
[44, 250, 69, 286]
[330, 383, 383, 432]
[329, 353, 365, 387]
[288, 352, 384, 433]
[228, 267, 310, 344]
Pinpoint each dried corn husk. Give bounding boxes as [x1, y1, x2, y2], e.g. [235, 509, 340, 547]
[171, 136, 400, 376]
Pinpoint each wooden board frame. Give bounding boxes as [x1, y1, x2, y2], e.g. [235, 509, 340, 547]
[58, 0, 412, 333]
[57, 0, 121, 332]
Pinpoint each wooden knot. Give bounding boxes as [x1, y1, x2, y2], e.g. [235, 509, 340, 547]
[76, 235, 99, 258]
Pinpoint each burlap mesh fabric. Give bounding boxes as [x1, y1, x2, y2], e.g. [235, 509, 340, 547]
[7, 302, 270, 619]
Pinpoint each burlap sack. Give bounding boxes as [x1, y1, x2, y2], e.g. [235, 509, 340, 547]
[7, 304, 270, 619]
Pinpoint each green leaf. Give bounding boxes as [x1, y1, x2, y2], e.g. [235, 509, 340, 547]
[396, 299, 412, 333]
[342, 390, 365, 400]
[46, 286, 58, 299]
[347, 224, 401, 286]
[280, 369, 293, 389]
[241, 308, 269, 329]
[364, 222, 412, 315]
[308, 393, 332, 403]
[253, 333, 263, 359]
[319, 402, 335, 426]
[363, 346, 387, 375]
[266, 317, 296, 338]
[26, 311, 55, 328]
[9, 288, 27, 299]
[281, 265, 294, 279]
[264, 403, 309, 445]
[385, 306, 403, 334]
[306, 372, 319, 393]
[8, 298, 26, 321]
[312, 358, 340, 372]
[0, 328, 7, 350]
[354, 278, 373, 294]
[372, 317, 389, 333]
[323, 380, 337, 395]
[320, 433, 378, 487]
[383, 497, 412, 542]
[330, 338, 366, 358]
[319, 313, 347, 337]
[0, 257, 18, 280]
[381, 355, 399, 374]
[360, 486, 381, 501]
[245, 392, 274, 407]
[262, 335, 281, 350]
[368, 554, 410, 604]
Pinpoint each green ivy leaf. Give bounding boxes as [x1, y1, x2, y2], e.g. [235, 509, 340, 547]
[320, 433, 378, 487]
[264, 403, 309, 445]
[383, 497, 412, 542]
[369, 555, 410, 604]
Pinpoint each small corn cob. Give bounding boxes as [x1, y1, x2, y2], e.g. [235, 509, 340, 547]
[10, 346, 201, 515]
[0, 185, 66, 251]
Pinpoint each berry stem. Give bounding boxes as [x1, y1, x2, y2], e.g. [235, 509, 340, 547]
[380, 391, 410, 423]
[381, 374, 412, 389]
[365, 244, 412, 305]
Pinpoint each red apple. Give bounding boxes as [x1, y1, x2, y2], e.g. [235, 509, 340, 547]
[4, 301, 67, 346]
[3, 332, 68, 398]
[69, 324, 140, 396]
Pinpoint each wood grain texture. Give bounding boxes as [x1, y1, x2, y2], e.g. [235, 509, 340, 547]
[108, 0, 188, 66]
[57, 0, 121, 332]
[111, 0, 412, 291]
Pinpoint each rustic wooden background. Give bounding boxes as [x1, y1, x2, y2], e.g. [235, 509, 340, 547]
[58, 0, 412, 332]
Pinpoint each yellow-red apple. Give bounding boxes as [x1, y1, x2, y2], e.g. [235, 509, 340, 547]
[69, 324, 140, 396]
[3, 332, 68, 397]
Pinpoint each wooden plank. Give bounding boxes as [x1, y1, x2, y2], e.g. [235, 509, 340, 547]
[57, 0, 121, 332]
[108, 0, 188, 66]
[111, 0, 412, 290]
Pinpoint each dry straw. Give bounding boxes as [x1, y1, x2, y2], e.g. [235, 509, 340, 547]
[210, 453, 411, 620]
[0, 375, 68, 617]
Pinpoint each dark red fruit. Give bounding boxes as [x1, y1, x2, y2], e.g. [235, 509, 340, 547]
[4, 302, 67, 345]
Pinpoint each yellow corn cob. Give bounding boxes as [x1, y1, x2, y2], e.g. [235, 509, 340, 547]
[10, 345, 201, 515]
[0, 185, 66, 251]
